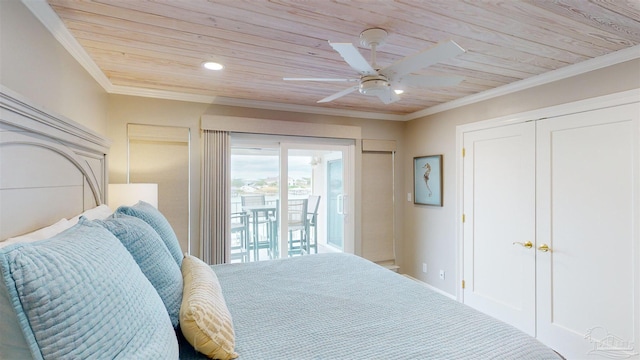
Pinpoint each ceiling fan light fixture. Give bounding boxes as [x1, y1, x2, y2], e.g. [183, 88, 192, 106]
[394, 89, 404, 95]
[359, 75, 390, 96]
[202, 61, 224, 70]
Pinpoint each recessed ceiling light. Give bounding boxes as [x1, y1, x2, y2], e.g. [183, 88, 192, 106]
[394, 89, 404, 95]
[202, 61, 224, 70]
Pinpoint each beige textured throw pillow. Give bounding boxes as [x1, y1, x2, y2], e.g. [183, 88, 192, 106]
[180, 254, 238, 359]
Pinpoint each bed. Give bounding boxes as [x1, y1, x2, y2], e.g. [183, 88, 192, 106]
[179, 253, 563, 359]
[0, 87, 564, 359]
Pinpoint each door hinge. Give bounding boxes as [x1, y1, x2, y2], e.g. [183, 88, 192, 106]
[462, 214, 466, 223]
[462, 148, 466, 157]
[462, 280, 465, 289]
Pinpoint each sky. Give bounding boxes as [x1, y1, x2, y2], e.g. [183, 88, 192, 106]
[231, 155, 312, 180]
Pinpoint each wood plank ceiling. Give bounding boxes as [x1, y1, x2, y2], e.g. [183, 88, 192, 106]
[46, 0, 640, 116]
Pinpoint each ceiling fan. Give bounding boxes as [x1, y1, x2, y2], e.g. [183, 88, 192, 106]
[284, 28, 466, 104]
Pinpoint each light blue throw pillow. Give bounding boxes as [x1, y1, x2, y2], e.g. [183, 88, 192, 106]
[95, 213, 183, 327]
[116, 201, 183, 266]
[0, 218, 179, 359]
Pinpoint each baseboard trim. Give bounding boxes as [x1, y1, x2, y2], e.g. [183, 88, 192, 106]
[402, 274, 457, 300]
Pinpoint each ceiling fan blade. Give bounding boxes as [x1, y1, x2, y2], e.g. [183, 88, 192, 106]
[381, 40, 465, 79]
[328, 42, 377, 76]
[396, 74, 464, 88]
[283, 77, 358, 82]
[317, 85, 359, 103]
[376, 88, 400, 104]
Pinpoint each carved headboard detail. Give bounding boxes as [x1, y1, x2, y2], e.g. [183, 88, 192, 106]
[0, 86, 111, 240]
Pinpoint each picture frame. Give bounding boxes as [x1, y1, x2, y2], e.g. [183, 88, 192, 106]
[414, 155, 443, 206]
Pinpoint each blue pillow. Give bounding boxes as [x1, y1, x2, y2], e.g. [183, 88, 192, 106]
[0, 218, 179, 359]
[0, 270, 31, 359]
[95, 213, 183, 327]
[116, 201, 183, 266]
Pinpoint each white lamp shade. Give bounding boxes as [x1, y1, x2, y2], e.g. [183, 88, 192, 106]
[108, 183, 158, 209]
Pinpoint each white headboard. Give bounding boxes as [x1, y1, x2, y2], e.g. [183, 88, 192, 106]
[0, 86, 111, 240]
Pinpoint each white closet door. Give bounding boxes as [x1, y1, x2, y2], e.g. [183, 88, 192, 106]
[536, 103, 640, 359]
[462, 122, 536, 335]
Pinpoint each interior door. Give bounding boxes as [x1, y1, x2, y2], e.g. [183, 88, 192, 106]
[462, 122, 536, 336]
[535, 103, 639, 358]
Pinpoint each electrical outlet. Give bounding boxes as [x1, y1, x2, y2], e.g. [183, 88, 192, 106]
[422, 263, 427, 273]
[439, 270, 445, 280]
[407, 193, 412, 202]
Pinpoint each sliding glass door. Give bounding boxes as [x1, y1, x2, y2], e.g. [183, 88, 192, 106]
[278, 142, 354, 258]
[326, 157, 344, 249]
[230, 134, 354, 262]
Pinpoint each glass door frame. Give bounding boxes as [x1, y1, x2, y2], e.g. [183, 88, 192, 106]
[325, 155, 344, 250]
[278, 141, 355, 258]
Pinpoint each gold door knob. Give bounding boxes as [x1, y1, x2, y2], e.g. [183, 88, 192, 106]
[513, 241, 533, 249]
[538, 244, 550, 252]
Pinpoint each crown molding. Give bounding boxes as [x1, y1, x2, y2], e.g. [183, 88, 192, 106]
[405, 44, 640, 120]
[107, 86, 405, 120]
[26, 0, 640, 122]
[209, 96, 406, 121]
[109, 85, 218, 104]
[22, 0, 113, 92]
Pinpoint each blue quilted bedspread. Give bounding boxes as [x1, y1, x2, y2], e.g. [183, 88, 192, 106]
[180, 253, 563, 359]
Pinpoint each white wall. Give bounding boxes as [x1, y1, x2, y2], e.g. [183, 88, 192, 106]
[0, 0, 108, 135]
[403, 59, 640, 295]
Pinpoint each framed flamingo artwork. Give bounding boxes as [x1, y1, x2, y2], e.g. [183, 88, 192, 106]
[413, 155, 442, 206]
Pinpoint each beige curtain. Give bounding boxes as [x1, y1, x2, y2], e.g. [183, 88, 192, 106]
[201, 130, 231, 264]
